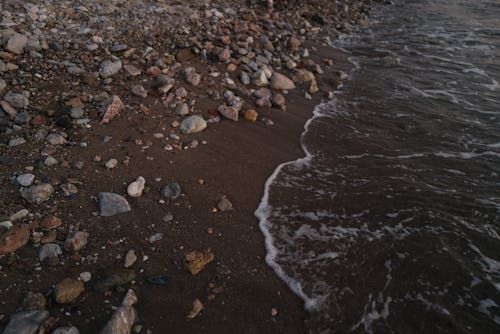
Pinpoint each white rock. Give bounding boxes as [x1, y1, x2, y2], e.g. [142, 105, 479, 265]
[17, 174, 35, 187]
[127, 177, 145, 197]
[105, 159, 118, 169]
[180, 116, 207, 134]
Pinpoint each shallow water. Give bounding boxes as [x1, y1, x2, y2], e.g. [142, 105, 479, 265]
[256, 0, 500, 333]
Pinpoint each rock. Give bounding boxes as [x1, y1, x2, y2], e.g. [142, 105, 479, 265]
[14, 111, 30, 124]
[186, 299, 204, 320]
[289, 37, 301, 51]
[54, 278, 85, 304]
[100, 95, 125, 124]
[105, 158, 118, 169]
[39, 243, 62, 262]
[41, 215, 61, 229]
[148, 233, 163, 243]
[70, 107, 85, 119]
[10, 209, 29, 222]
[127, 177, 145, 198]
[124, 250, 137, 268]
[64, 231, 89, 252]
[271, 93, 286, 109]
[217, 196, 233, 211]
[61, 183, 78, 197]
[18, 292, 47, 311]
[93, 270, 136, 292]
[161, 181, 182, 199]
[98, 192, 131, 217]
[124, 64, 141, 77]
[4, 92, 29, 109]
[17, 173, 35, 187]
[100, 60, 122, 78]
[80, 272, 92, 283]
[44, 156, 58, 167]
[186, 71, 201, 86]
[186, 249, 215, 275]
[131, 85, 147, 98]
[177, 48, 196, 62]
[46, 133, 66, 145]
[240, 72, 251, 85]
[270, 73, 295, 90]
[2, 310, 49, 334]
[9, 137, 26, 147]
[21, 184, 54, 205]
[244, 109, 258, 121]
[53, 327, 80, 334]
[253, 70, 268, 86]
[0, 79, 6, 94]
[217, 105, 239, 121]
[174, 103, 190, 117]
[6, 33, 29, 55]
[1, 100, 17, 118]
[99, 290, 138, 334]
[179, 115, 207, 134]
[218, 49, 231, 62]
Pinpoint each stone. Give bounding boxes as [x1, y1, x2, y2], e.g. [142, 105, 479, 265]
[64, 231, 89, 252]
[61, 183, 78, 197]
[175, 103, 189, 117]
[39, 243, 62, 262]
[218, 105, 239, 121]
[271, 93, 286, 109]
[289, 37, 301, 51]
[93, 270, 136, 292]
[186, 299, 204, 320]
[6, 33, 29, 55]
[218, 49, 231, 62]
[124, 250, 137, 268]
[1, 100, 17, 118]
[217, 196, 233, 211]
[99, 290, 137, 334]
[0, 79, 5, 94]
[253, 70, 268, 86]
[186, 71, 201, 86]
[41, 215, 61, 229]
[9, 137, 26, 147]
[54, 278, 85, 304]
[244, 109, 258, 121]
[0, 224, 29, 255]
[18, 292, 47, 312]
[10, 209, 29, 222]
[240, 72, 251, 85]
[99, 192, 131, 217]
[21, 184, 54, 205]
[70, 107, 85, 119]
[131, 85, 147, 98]
[44, 156, 58, 167]
[100, 60, 122, 78]
[270, 73, 295, 90]
[127, 177, 145, 198]
[53, 327, 80, 334]
[100, 95, 125, 124]
[2, 310, 49, 334]
[14, 111, 30, 124]
[105, 158, 118, 169]
[4, 92, 29, 109]
[80, 272, 92, 283]
[17, 173, 35, 187]
[186, 249, 215, 275]
[161, 181, 182, 199]
[179, 115, 207, 134]
[177, 48, 196, 62]
[46, 133, 66, 145]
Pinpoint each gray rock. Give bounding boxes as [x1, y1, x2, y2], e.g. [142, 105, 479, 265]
[100, 60, 122, 78]
[4, 92, 29, 109]
[3, 310, 49, 334]
[44, 156, 58, 167]
[14, 111, 31, 124]
[161, 181, 182, 199]
[99, 290, 137, 334]
[180, 115, 207, 134]
[270, 72, 296, 90]
[17, 173, 35, 187]
[38, 243, 62, 262]
[240, 72, 251, 85]
[46, 133, 66, 145]
[253, 70, 268, 86]
[98, 192, 131, 217]
[131, 85, 147, 98]
[9, 137, 26, 147]
[6, 33, 29, 55]
[217, 196, 233, 211]
[174, 103, 189, 116]
[53, 327, 80, 334]
[20, 184, 54, 205]
[70, 107, 85, 119]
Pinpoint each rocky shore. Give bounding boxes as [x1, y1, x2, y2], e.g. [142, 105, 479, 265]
[0, 1, 375, 333]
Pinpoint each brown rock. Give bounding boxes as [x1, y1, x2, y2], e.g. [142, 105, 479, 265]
[0, 224, 30, 255]
[100, 95, 125, 124]
[186, 299, 204, 320]
[289, 37, 301, 51]
[218, 49, 231, 62]
[41, 230, 57, 244]
[54, 278, 84, 304]
[218, 105, 239, 121]
[0, 100, 17, 119]
[41, 215, 62, 230]
[64, 231, 89, 252]
[186, 249, 214, 275]
[244, 109, 258, 122]
[177, 48, 196, 62]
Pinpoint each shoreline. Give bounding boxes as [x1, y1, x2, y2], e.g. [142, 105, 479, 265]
[0, 1, 372, 332]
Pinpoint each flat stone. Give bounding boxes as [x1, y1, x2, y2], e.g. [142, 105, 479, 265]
[1, 100, 17, 118]
[17, 173, 35, 187]
[4, 92, 29, 109]
[161, 181, 182, 199]
[124, 64, 141, 76]
[10, 209, 29, 222]
[2, 310, 49, 334]
[21, 184, 54, 205]
[0, 224, 29, 255]
[14, 111, 30, 124]
[180, 115, 207, 134]
[270, 72, 295, 90]
[100, 95, 125, 124]
[64, 231, 89, 252]
[54, 278, 85, 304]
[98, 192, 131, 217]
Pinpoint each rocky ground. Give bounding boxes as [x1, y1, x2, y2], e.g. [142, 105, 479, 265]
[0, 0, 375, 333]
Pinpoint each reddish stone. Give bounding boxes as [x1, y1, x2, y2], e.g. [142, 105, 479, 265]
[0, 224, 30, 255]
[146, 66, 162, 76]
[100, 95, 125, 124]
[41, 215, 62, 230]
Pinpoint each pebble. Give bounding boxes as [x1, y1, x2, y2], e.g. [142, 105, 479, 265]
[46, 133, 66, 145]
[64, 231, 89, 252]
[4, 92, 29, 109]
[18, 291, 47, 312]
[127, 176, 145, 197]
[41, 215, 61, 229]
[54, 278, 85, 304]
[161, 181, 182, 199]
[179, 115, 207, 134]
[98, 192, 131, 217]
[93, 270, 136, 292]
[38, 243, 62, 262]
[70, 107, 85, 119]
[217, 196, 233, 211]
[100, 95, 125, 124]
[270, 72, 296, 90]
[6, 33, 29, 55]
[44, 156, 58, 167]
[20, 184, 54, 205]
[186, 71, 201, 86]
[61, 183, 78, 197]
[0, 224, 29, 255]
[10, 209, 29, 222]
[124, 250, 137, 268]
[174, 103, 190, 117]
[186, 249, 215, 275]
[244, 109, 258, 122]
[9, 137, 26, 147]
[17, 173, 35, 187]
[2, 310, 49, 334]
[105, 158, 118, 169]
[218, 105, 239, 121]
[100, 289, 137, 334]
[131, 85, 148, 98]
[52, 327, 80, 334]
[80, 272, 92, 283]
[100, 59, 122, 78]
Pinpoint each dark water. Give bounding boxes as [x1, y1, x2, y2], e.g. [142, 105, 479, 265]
[256, 0, 500, 333]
